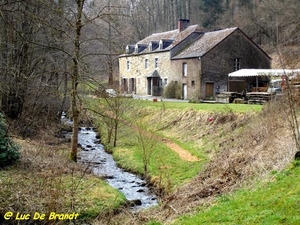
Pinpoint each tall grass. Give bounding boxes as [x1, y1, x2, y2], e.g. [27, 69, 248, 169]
[174, 164, 300, 225]
[0, 135, 126, 224]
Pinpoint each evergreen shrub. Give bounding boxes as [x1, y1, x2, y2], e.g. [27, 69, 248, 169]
[163, 81, 182, 99]
[0, 114, 20, 167]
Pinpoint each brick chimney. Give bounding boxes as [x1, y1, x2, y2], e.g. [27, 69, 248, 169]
[178, 19, 190, 32]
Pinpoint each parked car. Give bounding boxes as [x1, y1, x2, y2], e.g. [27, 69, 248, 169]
[105, 89, 117, 97]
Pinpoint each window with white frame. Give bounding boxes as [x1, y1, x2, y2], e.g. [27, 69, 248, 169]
[234, 58, 240, 71]
[159, 40, 163, 50]
[135, 44, 139, 53]
[183, 62, 187, 76]
[155, 58, 158, 69]
[164, 78, 168, 86]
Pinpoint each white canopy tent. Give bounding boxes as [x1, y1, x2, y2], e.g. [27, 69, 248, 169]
[228, 69, 300, 89]
[228, 69, 300, 77]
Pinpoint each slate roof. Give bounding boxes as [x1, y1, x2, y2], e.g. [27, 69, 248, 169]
[172, 27, 237, 59]
[120, 25, 203, 56]
[120, 26, 270, 59]
[146, 70, 160, 78]
[138, 25, 200, 44]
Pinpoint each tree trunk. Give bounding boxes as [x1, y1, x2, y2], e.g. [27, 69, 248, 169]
[113, 119, 118, 147]
[70, 0, 84, 162]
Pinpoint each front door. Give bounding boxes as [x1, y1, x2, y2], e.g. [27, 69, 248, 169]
[182, 84, 187, 99]
[147, 77, 152, 95]
[205, 82, 214, 99]
[129, 78, 135, 94]
[147, 77, 162, 96]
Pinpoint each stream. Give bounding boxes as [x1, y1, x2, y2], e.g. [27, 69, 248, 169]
[76, 127, 158, 211]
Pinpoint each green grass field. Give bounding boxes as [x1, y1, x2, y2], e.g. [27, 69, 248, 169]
[113, 121, 207, 192]
[132, 100, 262, 113]
[88, 97, 262, 194]
[85, 97, 299, 224]
[173, 163, 300, 225]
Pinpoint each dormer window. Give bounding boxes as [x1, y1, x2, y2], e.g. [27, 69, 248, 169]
[149, 41, 159, 51]
[125, 45, 134, 54]
[159, 39, 174, 50]
[134, 44, 147, 53]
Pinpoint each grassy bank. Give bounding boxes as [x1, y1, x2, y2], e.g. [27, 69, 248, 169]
[174, 162, 300, 225]
[87, 97, 262, 195]
[129, 99, 262, 113]
[0, 132, 126, 224]
[85, 97, 298, 225]
[113, 123, 206, 193]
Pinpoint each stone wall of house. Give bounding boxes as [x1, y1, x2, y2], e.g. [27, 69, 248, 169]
[201, 29, 271, 99]
[170, 58, 201, 99]
[119, 29, 271, 100]
[119, 51, 174, 96]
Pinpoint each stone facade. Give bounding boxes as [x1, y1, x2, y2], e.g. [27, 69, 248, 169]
[119, 20, 271, 100]
[170, 58, 201, 100]
[200, 29, 271, 99]
[119, 51, 174, 96]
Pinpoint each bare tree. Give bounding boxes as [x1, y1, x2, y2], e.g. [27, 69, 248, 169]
[69, 0, 126, 160]
[136, 121, 156, 178]
[0, 0, 68, 135]
[91, 92, 132, 147]
[69, 0, 84, 162]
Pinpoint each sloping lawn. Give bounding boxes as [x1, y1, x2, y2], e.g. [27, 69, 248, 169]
[133, 100, 262, 113]
[174, 163, 300, 225]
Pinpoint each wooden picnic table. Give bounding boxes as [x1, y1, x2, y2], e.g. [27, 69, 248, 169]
[246, 92, 273, 104]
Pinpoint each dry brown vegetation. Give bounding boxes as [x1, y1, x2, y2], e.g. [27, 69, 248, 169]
[0, 133, 72, 224]
[0, 125, 125, 225]
[1, 99, 297, 225]
[147, 103, 295, 224]
[96, 100, 297, 225]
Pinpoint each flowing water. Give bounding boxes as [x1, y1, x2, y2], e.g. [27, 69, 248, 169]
[76, 127, 158, 211]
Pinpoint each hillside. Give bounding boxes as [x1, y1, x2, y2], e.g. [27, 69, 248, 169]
[151, 104, 296, 223]
[173, 164, 300, 224]
[92, 100, 298, 224]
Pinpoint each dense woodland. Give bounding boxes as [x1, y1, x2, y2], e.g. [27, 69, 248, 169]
[0, 0, 299, 136]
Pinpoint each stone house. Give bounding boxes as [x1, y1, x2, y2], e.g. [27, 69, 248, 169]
[119, 19, 271, 100]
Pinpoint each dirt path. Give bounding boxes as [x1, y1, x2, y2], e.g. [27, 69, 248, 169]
[103, 110, 200, 162]
[161, 138, 199, 162]
[132, 122, 200, 162]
